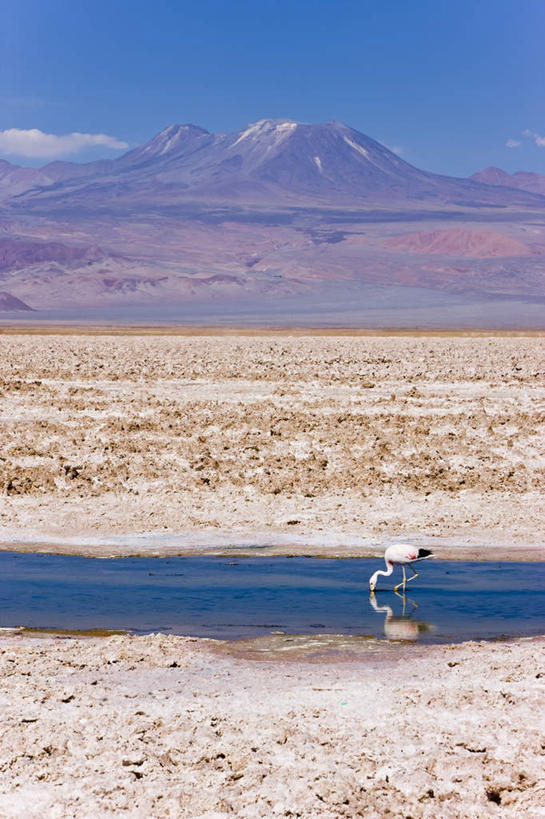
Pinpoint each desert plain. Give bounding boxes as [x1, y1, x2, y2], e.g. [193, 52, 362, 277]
[0, 331, 544, 556]
[0, 331, 544, 817]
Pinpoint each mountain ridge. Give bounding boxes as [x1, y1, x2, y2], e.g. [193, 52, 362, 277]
[1, 119, 545, 323]
[470, 166, 545, 196]
[3, 119, 545, 209]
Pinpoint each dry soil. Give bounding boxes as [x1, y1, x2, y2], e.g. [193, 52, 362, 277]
[0, 334, 543, 558]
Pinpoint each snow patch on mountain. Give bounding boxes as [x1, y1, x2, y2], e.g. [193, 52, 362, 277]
[343, 135, 370, 160]
[136, 124, 210, 159]
[232, 120, 298, 148]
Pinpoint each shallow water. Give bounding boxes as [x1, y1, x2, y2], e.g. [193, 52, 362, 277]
[0, 554, 544, 643]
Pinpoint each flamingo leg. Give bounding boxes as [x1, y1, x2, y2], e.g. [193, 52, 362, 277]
[404, 564, 419, 585]
[393, 565, 407, 593]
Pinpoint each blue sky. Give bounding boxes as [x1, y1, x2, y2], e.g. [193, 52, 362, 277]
[2, 0, 545, 175]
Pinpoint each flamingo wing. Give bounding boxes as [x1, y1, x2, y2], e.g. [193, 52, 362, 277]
[385, 543, 419, 564]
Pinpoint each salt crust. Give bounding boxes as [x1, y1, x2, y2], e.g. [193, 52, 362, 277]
[0, 632, 543, 817]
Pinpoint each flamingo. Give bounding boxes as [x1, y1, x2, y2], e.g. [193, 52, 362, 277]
[368, 544, 434, 593]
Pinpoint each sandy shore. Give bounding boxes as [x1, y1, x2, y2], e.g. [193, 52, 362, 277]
[0, 333, 544, 559]
[1, 631, 544, 818]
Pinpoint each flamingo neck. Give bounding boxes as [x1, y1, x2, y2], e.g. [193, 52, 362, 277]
[381, 559, 394, 577]
[369, 562, 393, 588]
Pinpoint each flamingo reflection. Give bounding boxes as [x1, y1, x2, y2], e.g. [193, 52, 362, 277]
[369, 591, 432, 641]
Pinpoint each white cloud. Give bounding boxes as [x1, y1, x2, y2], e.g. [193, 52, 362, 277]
[522, 129, 545, 147]
[505, 138, 521, 148]
[0, 128, 129, 158]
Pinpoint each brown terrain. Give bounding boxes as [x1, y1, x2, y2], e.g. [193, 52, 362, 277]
[382, 228, 534, 257]
[0, 216, 544, 314]
[0, 333, 544, 557]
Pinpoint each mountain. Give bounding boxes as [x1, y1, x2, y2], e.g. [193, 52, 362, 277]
[0, 158, 113, 201]
[0, 237, 105, 270]
[471, 167, 545, 196]
[6, 120, 545, 211]
[0, 160, 52, 199]
[0, 290, 34, 311]
[1, 120, 545, 325]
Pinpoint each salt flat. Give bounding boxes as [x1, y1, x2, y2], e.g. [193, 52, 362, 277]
[0, 333, 544, 817]
[0, 333, 543, 558]
[0, 631, 543, 817]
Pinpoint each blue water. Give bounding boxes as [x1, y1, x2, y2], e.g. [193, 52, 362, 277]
[0, 553, 544, 643]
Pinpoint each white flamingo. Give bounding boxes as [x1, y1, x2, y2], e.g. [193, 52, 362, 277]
[369, 544, 434, 593]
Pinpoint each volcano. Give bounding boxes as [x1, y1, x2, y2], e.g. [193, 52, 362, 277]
[6, 120, 545, 211]
[1, 120, 545, 326]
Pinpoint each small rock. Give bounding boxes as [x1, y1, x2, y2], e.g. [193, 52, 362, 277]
[122, 757, 145, 767]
